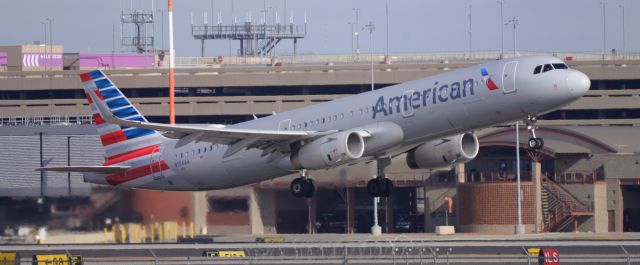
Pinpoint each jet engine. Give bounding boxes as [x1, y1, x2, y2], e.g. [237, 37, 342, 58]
[291, 130, 366, 169]
[406, 132, 479, 169]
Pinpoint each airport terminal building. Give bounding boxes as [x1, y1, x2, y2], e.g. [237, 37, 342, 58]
[1, 47, 640, 236]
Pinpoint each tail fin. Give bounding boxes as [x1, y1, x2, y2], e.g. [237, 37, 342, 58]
[80, 70, 165, 164]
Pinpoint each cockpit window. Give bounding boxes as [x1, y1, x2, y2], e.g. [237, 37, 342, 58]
[533, 65, 542, 74]
[552, 63, 568, 69]
[542, 64, 553, 73]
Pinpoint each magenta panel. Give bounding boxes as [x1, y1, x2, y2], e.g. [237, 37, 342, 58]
[79, 54, 155, 68]
[0, 52, 7, 65]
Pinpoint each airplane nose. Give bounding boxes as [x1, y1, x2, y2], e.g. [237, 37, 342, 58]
[566, 70, 591, 97]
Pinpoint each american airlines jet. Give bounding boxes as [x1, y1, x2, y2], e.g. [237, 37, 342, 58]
[40, 56, 590, 198]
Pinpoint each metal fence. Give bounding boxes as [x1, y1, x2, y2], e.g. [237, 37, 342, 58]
[0, 115, 94, 126]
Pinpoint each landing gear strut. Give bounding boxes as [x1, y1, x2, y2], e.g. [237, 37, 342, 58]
[290, 169, 315, 198]
[525, 115, 544, 150]
[367, 158, 394, 198]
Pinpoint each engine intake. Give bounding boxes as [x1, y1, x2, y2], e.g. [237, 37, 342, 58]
[291, 130, 366, 169]
[406, 132, 479, 169]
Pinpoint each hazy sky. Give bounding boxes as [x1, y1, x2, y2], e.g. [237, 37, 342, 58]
[1, 0, 637, 56]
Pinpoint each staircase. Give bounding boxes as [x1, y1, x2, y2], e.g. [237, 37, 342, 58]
[541, 176, 593, 232]
[259, 38, 282, 56]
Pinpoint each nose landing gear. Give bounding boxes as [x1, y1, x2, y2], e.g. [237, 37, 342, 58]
[290, 169, 316, 198]
[366, 157, 394, 198]
[525, 115, 544, 150]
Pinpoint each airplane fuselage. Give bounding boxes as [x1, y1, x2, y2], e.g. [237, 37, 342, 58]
[125, 56, 589, 191]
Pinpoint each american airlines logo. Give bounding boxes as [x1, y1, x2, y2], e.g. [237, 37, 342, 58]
[372, 78, 476, 119]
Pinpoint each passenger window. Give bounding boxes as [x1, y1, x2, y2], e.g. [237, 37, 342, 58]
[533, 65, 542, 74]
[542, 64, 553, 73]
[552, 63, 568, 69]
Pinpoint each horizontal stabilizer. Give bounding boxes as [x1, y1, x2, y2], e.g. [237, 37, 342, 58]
[36, 166, 131, 173]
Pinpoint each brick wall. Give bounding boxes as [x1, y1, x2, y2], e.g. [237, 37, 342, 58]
[458, 182, 535, 225]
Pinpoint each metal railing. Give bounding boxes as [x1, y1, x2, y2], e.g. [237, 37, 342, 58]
[4, 243, 638, 265]
[0, 115, 94, 126]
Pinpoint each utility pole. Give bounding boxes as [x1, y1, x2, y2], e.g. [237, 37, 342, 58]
[497, 1, 504, 58]
[352, 8, 360, 60]
[505, 17, 519, 57]
[364, 22, 375, 91]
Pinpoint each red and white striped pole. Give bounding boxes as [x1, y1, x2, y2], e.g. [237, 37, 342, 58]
[168, 0, 176, 124]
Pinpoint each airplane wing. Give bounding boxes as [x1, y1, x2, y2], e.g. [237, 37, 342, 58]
[87, 90, 320, 158]
[36, 166, 131, 173]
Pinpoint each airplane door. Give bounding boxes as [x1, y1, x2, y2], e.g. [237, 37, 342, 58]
[150, 147, 163, 180]
[278, 119, 291, 130]
[502, 61, 518, 94]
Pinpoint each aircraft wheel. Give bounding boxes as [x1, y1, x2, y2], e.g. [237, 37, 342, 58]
[381, 178, 393, 197]
[528, 138, 539, 149]
[535, 138, 544, 149]
[290, 178, 310, 198]
[367, 178, 384, 197]
[304, 178, 316, 198]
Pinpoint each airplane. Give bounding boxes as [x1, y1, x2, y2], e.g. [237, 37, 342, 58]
[39, 56, 590, 198]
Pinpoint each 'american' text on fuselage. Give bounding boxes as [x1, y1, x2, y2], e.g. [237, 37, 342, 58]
[372, 78, 476, 119]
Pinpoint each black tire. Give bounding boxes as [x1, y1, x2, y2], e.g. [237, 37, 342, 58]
[304, 178, 316, 198]
[382, 178, 393, 197]
[528, 138, 538, 149]
[367, 178, 383, 197]
[290, 178, 309, 198]
[535, 138, 544, 149]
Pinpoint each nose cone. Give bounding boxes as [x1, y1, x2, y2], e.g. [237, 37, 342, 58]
[567, 70, 591, 97]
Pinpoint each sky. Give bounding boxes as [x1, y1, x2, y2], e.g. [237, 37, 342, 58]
[0, 0, 637, 57]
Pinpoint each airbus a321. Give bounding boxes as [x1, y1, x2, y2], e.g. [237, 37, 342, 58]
[40, 56, 590, 198]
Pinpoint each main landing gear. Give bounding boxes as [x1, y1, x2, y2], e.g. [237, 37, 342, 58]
[367, 157, 394, 198]
[290, 169, 316, 198]
[525, 115, 544, 150]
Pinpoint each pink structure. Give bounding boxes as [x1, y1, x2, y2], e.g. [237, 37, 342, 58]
[79, 53, 155, 68]
[0, 52, 7, 66]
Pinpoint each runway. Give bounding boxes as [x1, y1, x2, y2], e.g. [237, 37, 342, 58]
[3, 233, 640, 264]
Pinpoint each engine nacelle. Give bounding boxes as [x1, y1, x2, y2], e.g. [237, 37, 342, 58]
[291, 130, 366, 169]
[406, 132, 479, 169]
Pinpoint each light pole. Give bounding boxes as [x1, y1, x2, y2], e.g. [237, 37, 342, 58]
[619, 4, 625, 59]
[364, 22, 375, 91]
[46, 18, 52, 71]
[497, 1, 504, 58]
[385, 2, 389, 62]
[514, 121, 524, 235]
[40, 21, 47, 70]
[353, 8, 360, 60]
[348, 22, 354, 60]
[468, 5, 472, 59]
[600, 1, 607, 60]
[505, 17, 519, 57]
